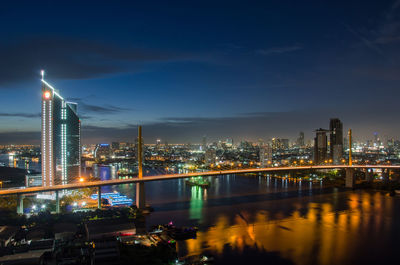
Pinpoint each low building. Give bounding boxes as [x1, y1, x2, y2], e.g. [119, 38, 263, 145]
[85, 218, 136, 241]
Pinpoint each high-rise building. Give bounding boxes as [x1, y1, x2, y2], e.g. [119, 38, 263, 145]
[259, 144, 273, 167]
[205, 148, 216, 165]
[329, 118, 343, 164]
[314, 128, 328, 164]
[201, 136, 207, 151]
[271, 138, 289, 150]
[225, 138, 234, 147]
[41, 73, 81, 186]
[297, 132, 305, 147]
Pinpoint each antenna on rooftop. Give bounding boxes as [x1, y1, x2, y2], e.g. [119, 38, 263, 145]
[41, 70, 45, 81]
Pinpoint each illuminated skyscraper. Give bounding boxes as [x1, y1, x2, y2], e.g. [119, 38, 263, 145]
[41, 72, 81, 186]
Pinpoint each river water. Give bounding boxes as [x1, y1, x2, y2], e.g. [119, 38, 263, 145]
[102, 170, 400, 265]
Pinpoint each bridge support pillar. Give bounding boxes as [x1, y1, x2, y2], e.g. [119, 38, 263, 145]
[365, 169, 373, 182]
[345, 168, 355, 188]
[97, 186, 102, 209]
[55, 190, 60, 214]
[17, 194, 24, 214]
[136, 182, 145, 209]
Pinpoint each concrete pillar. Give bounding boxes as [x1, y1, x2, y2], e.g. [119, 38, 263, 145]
[55, 190, 60, 214]
[17, 194, 24, 214]
[136, 182, 145, 209]
[345, 168, 355, 188]
[365, 169, 373, 182]
[97, 186, 101, 209]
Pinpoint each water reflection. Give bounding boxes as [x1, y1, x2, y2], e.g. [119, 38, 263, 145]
[189, 186, 204, 220]
[144, 175, 400, 265]
[90, 168, 400, 264]
[175, 190, 399, 265]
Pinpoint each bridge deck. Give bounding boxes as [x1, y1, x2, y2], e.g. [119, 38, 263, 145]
[0, 165, 398, 196]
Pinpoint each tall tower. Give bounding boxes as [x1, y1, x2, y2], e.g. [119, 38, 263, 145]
[41, 71, 81, 187]
[314, 128, 328, 164]
[329, 118, 343, 164]
[202, 135, 207, 151]
[297, 131, 305, 147]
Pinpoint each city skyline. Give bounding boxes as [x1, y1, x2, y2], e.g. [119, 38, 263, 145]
[1, 1, 400, 144]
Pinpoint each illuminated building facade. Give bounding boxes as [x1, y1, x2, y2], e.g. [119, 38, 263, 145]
[260, 144, 272, 167]
[41, 73, 81, 186]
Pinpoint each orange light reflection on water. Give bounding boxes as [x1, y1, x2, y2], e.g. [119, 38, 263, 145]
[181, 191, 393, 265]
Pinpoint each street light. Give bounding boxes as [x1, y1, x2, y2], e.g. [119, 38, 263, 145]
[0, 181, 2, 189]
[79, 177, 85, 183]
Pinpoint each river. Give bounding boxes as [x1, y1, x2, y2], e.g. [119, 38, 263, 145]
[98, 168, 400, 265]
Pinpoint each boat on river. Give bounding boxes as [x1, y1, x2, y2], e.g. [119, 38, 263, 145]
[152, 222, 198, 240]
[185, 176, 210, 188]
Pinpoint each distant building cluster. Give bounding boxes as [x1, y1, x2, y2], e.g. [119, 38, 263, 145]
[3, 81, 400, 189]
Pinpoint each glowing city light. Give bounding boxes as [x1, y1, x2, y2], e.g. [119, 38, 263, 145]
[44, 91, 51, 99]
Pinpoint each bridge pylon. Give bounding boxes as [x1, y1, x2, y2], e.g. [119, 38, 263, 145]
[136, 126, 145, 209]
[348, 129, 352, 166]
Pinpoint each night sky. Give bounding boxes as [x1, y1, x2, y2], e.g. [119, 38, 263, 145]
[1, 0, 400, 144]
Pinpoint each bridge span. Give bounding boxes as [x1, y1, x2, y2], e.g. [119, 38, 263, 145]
[1, 164, 398, 214]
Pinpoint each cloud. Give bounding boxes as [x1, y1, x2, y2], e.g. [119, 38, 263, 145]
[344, 23, 386, 56]
[0, 37, 192, 86]
[348, 2, 400, 48]
[79, 102, 131, 114]
[0, 131, 41, 144]
[0, 113, 40, 118]
[1, 109, 400, 145]
[67, 97, 132, 114]
[256, 45, 303, 55]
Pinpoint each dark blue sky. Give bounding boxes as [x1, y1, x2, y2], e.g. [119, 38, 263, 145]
[1, 0, 400, 144]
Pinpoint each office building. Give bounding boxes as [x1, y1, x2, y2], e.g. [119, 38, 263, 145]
[297, 132, 305, 147]
[41, 73, 81, 186]
[201, 136, 207, 151]
[314, 128, 328, 164]
[272, 138, 289, 150]
[205, 148, 217, 165]
[329, 118, 343, 164]
[260, 144, 273, 167]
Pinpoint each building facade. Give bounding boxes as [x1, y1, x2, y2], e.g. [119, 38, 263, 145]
[260, 144, 273, 167]
[41, 77, 81, 186]
[314, 128, 328, 164]
[329, 118, 343, 164]
[205, 148, 217, 165]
